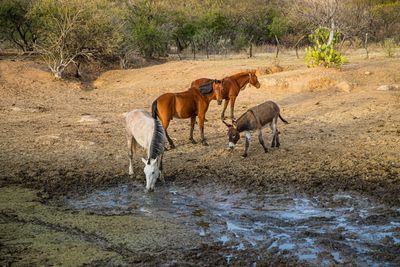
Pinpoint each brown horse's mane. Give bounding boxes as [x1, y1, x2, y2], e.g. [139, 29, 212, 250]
[229, 70, 256, 79]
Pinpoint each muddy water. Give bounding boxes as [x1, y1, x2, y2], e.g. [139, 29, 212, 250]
[66, 183, 400, 266]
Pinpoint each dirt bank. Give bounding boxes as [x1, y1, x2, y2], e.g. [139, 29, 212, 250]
[1, 55, 399, 204]
[1, 53, 399, 265]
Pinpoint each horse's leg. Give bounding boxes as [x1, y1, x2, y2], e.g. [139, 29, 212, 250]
[242, 131, 251, 158]
[127, 134, 134, 176]
[161, 118, 176, 149]
[198, 113, 208, 146]
[221, 99, 229, 120]
[165, 130, 175, 149]
[270, 119, 277, 148]
[269, 123, 275, 148]
[274, 117, 280, 148]
[230, 96, 237, 120]
[275, 128, 280, 148]
[189, 116, 197, 144]
[258, 129, 268, 153]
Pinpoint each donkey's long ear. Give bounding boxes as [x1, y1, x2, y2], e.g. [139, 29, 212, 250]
[222, 120, 231, 127]
[141, 158, 148, 165]
[232, 118, 238, 128]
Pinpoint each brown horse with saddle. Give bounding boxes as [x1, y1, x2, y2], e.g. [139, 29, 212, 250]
[152, 80, 223, 149]
[191, 71, 261, 120]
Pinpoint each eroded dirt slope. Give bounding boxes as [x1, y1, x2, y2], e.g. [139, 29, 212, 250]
[0, 56, 399, 205]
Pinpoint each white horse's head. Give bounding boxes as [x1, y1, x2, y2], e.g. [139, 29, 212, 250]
[141, 157, 160, 192]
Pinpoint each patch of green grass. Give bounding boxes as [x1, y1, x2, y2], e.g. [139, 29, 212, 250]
[0, 186, 200, 266]
[0, 222, 123, 266]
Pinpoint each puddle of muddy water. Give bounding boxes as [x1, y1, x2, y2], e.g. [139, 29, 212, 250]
[65, 183, 400, 266]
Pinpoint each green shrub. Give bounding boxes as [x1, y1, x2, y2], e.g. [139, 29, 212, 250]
[232, 32, 248, 52]
[352, 37, 363, 49]
[131, 19, 169, 58]
[0, 0, 36, 51]
[304, 27, 347, 68]
[382, 38, 397, 58]
[127, 0, 170, 58]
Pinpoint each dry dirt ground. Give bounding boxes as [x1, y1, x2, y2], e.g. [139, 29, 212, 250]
[0, 51, 399, 265]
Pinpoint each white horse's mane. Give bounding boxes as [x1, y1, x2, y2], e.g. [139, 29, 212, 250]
[149, 118, 165, 160]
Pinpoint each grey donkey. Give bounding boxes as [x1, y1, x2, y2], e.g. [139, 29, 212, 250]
[223, 101, 288, 158]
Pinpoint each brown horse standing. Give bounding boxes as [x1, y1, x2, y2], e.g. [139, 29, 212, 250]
[152, 80, 223, 148]
[191, 71, 261, 120]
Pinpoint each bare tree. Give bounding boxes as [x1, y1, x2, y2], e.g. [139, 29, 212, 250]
[30, 0, 125, 78]
[33, 7, 86, 78]
[288, 0, 339, 35]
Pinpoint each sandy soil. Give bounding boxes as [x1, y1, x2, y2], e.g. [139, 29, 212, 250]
[1, 54, 399, 203]
[0, 52, 399, 265]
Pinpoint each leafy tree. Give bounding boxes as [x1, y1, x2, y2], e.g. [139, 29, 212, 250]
[268, 15, 289, 40]
[131, 17, 169, 58]
[173, 16, 197, 55]
[29, 0, 125, 78]
[127, 0, 170, 58]
[232, 4, 279, 56]
[268, 14, 289, 57]
[372, 1, 400, 41]
[0, 0, 36, 51]
[192, 10, 230, 58]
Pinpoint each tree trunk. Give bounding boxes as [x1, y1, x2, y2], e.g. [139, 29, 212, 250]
[9, 32, 25, 52]
[248, 35, 254, 58]
[249, 43, 253, 58]
[176, 38, 183, 60]
[327, 19, 335, 46]
[52, 65, 65, 79]
[294, 35, 305, 59]
[176, 38, 183, 53]
[274, 34, 280, 58]
[192, 41, 196, 60]
[74, 61, 81, 78]
[53, 69, 62, 79]
[364, 33, 369, 59]
[15, 26, 33, 52]
[119, 56, 127, 69]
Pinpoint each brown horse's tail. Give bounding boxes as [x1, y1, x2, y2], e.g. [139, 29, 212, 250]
[152, 100, 158, 119]
[279, 114, 289, 124]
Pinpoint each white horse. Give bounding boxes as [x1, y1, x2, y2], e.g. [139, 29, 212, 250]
[125, 109, 166, 192]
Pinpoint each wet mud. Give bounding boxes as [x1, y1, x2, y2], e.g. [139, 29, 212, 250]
[66, 182, 400, 266]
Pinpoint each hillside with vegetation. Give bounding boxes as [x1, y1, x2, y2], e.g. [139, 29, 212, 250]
[1, 0, 399, 76]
